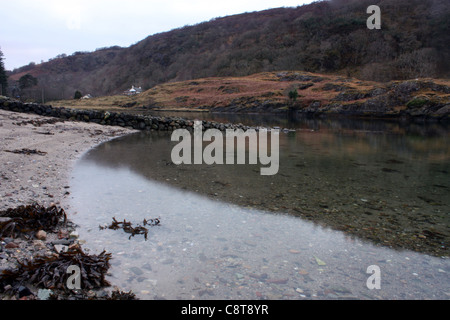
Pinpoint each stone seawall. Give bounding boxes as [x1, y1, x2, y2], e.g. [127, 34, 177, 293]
[0, 97, 253, 132]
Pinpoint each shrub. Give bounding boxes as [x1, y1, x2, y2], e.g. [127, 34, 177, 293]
[406, 97, 429, 108]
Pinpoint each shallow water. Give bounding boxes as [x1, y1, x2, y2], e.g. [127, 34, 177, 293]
[69, 117, 449, 300]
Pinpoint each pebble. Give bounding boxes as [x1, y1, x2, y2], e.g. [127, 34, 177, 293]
[5, 242, 19, 249]
[18, 286, 33, 298]
[142, 263, 152, 271]
[3, 238, 14, 244]
[69, 231, 79, 239]
[130, 267, 143, 276]
[54, 244, 69, 253]
[37, 289, 53, 300]
[36, 230, 47, 240]
[298, 269, 309, 275]
[33, 240, 46, 250]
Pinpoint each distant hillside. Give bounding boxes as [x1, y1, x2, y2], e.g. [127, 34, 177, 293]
[8, 0, 450, 102]
[50, 71, 450, 120]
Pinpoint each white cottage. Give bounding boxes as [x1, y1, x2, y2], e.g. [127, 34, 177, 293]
[124, 85, 143, 96]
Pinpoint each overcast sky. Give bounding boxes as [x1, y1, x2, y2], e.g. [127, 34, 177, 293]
[1, 0, 314, 71]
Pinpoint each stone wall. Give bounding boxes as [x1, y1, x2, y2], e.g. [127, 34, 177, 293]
[0, 97, 253, 132]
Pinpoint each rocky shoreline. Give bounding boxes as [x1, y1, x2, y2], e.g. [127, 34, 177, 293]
[0, 97, 255, 133]
[209, 78, 450, 121]
[0, 109, 137, 299]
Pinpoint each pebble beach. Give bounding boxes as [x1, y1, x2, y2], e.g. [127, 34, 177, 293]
[0, 109, 136, 299]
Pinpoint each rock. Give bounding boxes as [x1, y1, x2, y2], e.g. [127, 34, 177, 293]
[58, 230, 69, 239]
[5, 242, 19, 249]
[36, 230, 47, 240]
[37, 289, 53, 300]
[33, 240, 46, 250]
[69, 243, 81, 251]
[249, 273, 268, 281]
[18, 286, 33, 298]
[69, 231, 79, 239]
[0, 217, 12, 223]
[142, 263, 152, 271]
[130, 267, 143, 276]
[54, 244, 69, 253]
[298, 269, 309, 275]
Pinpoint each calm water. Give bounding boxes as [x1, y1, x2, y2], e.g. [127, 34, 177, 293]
[69, 115, 449, 300]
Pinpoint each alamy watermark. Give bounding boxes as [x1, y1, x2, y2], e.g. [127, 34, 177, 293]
[66, 265, 81, 290]
[366, 265, 381, 290]
[171, 121, 280, 176]
[367, 5, 381, 30]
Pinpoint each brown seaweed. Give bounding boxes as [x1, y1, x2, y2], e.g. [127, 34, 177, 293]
[0, 204, 67, 239]
[106, 290, 137, 300]
[0, 247, 112, 294]
[46, 289, 138, 300]
[13, 118, 63, 127]
[4, 148, 47, 156]
[99, 217, 160, 241]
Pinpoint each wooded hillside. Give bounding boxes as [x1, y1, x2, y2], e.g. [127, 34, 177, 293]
[8, 0, 450, 101]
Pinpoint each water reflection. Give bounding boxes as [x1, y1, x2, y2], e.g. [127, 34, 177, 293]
[76, 125, 449, 257]
[138, 110, 449, 136]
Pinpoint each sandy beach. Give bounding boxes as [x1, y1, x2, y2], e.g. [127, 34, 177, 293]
[0, 109, 136, 299]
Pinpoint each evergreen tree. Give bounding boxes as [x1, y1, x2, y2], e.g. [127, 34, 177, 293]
[0, 48, 8, 96]
[74, 90, 82, 100]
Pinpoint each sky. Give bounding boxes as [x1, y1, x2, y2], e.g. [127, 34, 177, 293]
[0, 0, 315, 71]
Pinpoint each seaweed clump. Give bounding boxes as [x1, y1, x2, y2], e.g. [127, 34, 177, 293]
[4, 148, 48, 156]
[46, 289, 138, 300]
[0, 204, 67, 239]
[99, 217, 161, 241]
[0, 247, 112, 296]
[106, 290, 137, 300]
